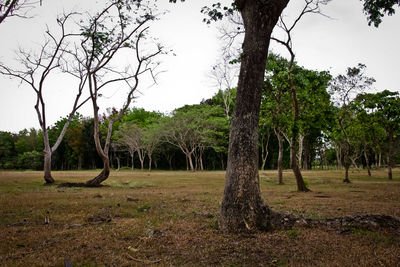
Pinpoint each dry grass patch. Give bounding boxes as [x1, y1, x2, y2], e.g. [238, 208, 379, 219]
[0, 169, 399, 266]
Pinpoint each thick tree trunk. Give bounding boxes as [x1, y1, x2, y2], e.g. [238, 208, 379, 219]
[275, 128, 284, 185]
[219, 0, 289, 233]
[86, 158, 110, 187]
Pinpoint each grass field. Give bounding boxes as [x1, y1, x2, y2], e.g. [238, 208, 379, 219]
[0, 169, 399, 266]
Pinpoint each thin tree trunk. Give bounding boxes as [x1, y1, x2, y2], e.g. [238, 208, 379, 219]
[187, 153, 194, 172]
[220, 0, 289, 233]
[261, 133, 270, 171]
[289, 78, 308, 192]
[336, 146, 342, 170]
[303, 137, 310, 170]
[130, 151, 135, 171]
[116, 156, 120, 171]
[297, 135, 304, 170]
[343, 150, 351, 183]
[275, 128, 284, 185]
[43, 145, 54, 184]
[148, 153, 152, 171]
[344, 164, 350, 183]
[387, 128, 393, 180]
[364, 147, 371, 177]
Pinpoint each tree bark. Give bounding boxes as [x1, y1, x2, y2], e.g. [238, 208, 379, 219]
[219, 0, 289, 233]
[86, 158, 110, 187]
[43, 145, 54, 184]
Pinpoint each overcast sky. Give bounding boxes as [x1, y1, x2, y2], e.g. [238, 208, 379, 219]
[0, 0, 399, 133]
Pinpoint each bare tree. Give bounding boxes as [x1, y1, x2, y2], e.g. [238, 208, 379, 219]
[115, 122, 146, 170]
[210, 55, 238, 120]
[163, 116, 199, 172]
[0, 12, 88, 183]
[0, 0, 42, 24]
[142, 124, 162, 171]
[66, 1, 163, 186]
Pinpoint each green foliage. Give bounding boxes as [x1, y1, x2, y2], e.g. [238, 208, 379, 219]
[362, 0, 400, 27]
[17, 151, 43, 170]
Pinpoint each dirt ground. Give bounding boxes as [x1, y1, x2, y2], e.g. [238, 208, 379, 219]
[0, 169, 399, 266]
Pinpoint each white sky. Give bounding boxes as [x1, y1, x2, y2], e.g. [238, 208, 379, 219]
[0, 0, 399, 133]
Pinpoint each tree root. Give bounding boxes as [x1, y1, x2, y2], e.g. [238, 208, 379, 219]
[57, 182, 104, 188]
[268, 209, 400, 233]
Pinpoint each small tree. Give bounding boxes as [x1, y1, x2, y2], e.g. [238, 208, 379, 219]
[67, 0, 163, 186]
[0, 12, 88, 183]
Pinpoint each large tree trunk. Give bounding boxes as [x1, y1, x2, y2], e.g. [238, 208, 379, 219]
[275, 128, 284, 185]
[219, 0, 289, 233]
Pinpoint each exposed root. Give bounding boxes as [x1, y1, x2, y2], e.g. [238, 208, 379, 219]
[269, 210, 400, 234]
[57, 182, 104, 188]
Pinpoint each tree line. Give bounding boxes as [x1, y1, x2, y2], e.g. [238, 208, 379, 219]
[1, 54, 399, 182]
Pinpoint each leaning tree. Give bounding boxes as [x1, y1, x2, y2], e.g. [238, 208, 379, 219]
[0, 12, 88, 183]
[67, 0, 164, 186]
